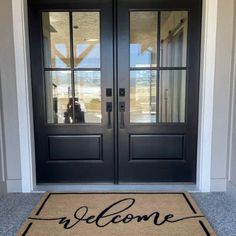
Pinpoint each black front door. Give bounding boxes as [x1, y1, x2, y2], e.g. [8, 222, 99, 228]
[117, 0, 202, 182]
[29, 0, 201, 184]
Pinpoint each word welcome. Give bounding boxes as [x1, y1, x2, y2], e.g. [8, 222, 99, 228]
[29, 198, 204, 230]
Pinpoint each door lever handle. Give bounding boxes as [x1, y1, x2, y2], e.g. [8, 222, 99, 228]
[106, 102, 112, 129]
[119, 102, 125, 128]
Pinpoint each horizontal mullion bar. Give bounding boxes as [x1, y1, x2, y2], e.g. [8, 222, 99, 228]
[73, 68, 101, 71]
[159, 67, 187, 70]
[45, 67, 186, 71]
[130, 67, 158, 71]
[44, 68, 101, 71]
[40, 9, 101, 13]
[44, 68, 71, 71]
[130, 67, 187, 71]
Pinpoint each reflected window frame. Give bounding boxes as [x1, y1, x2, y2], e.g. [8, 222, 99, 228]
[160, 11, 189, 68]
[42, 12, 71, 69]
[129, 11, 158, 68]
[72, 12, 101, 69]
[41, 11, 102, 125]
[129, 10, 189, 124]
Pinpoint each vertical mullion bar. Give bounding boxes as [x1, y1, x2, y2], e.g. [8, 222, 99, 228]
[156, 11, 161, 123]
[69, 12, 76, 123]
[113, 0, 118, 184]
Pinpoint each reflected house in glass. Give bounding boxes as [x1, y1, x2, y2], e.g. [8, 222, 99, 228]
[42, 12, 101, 124]
[130, 11, 188, 123]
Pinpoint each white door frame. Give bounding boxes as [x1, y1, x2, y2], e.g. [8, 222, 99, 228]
[12, 0, 218, 192]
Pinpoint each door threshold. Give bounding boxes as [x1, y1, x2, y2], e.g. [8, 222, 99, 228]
[34, 183, 198, 193]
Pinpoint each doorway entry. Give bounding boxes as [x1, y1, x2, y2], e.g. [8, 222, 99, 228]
[28, 0, 202, 184]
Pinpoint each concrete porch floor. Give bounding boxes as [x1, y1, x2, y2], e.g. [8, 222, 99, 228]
[0, 192, 235, 236]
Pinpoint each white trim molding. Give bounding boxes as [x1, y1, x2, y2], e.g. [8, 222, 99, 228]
[211, 178, 227, 192]
[197, 0, 218, 192]
[11, 0, 218, 192]
[12, 0, 35, 192]
[0, 73, 6, 193]
[227, 0, 236, 200]
[0, 182, 6, 193]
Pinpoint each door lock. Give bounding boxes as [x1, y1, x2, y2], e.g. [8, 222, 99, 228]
[106, 102, 112, 129]
[119, 88, 125, 97]
[106, 88, 112, 97]
[119, 102, 125, 128]
[119, 101, 125, 112]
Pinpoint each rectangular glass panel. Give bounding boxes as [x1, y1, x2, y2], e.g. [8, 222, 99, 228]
[74, 71, 101, 123]
[73, 12, 100, 68]
[130, 70, 156, 123]
[159, 70, 186, 123]
[45, 71, 72, 124]
[130, 12, 158, 68]
[42, 12, 71, 68]
[160, 11, 188, 67]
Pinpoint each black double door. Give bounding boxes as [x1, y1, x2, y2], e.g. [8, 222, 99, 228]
[29, 0, 202, 183]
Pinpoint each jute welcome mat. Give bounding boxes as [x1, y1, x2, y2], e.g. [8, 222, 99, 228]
[17, 192, 216, 236]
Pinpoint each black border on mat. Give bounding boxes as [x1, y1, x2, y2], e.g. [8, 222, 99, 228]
[199, 220, 211, 236]
[21, 222, 33, 236]
[22, 192, 212, 236]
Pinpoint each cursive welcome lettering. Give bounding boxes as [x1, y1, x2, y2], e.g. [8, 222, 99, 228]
[29, 198, 204, 230]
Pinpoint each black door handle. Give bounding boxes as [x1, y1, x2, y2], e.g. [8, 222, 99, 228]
[106, 102, 112, 128]
[119, 102, 125, 128]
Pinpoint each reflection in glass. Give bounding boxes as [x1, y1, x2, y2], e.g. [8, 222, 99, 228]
[130, 70, 156, 123]
[160, 11, 188, 67]
[130, 12, 158, 68]
[74, 71, 101, 123]
[159, 70, 186, 123]
[42, 12, 70, 68]
[45, 71, 72, 123]
[73, 12, 100, 68]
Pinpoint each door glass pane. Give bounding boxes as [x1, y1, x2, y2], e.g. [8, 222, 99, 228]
[130, 12, 158, 68]
[45, 71, 72, 124]
[42, 12, 71, 68]
[159, 70, 186, 123]
[73, 12, 100, 68]
[74, 71, 101, 123]
[160, 11, 188, 67]
[130, 70, 156, 123]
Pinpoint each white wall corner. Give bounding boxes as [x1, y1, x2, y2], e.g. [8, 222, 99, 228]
[12, 0, 35, 192]
[210, 0, 235, 186]
[197, 0, 218, 192]
[210, 178, 227, 192]
[227, 181, 236, 200]
[6, 179, 22, 193]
